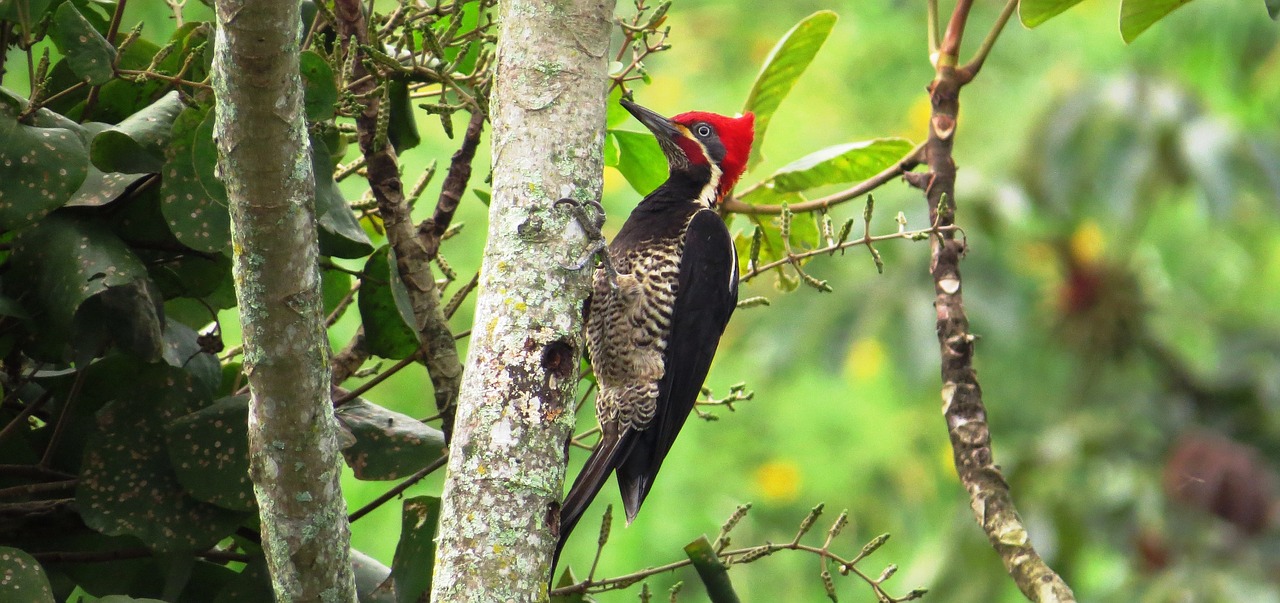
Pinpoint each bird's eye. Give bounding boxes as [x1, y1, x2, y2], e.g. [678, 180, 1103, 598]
[695, 124, 712, 138]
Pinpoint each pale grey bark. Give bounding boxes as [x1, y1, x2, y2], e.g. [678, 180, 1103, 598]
[212, 2, 356, 601]
[430, 0, 616, 600]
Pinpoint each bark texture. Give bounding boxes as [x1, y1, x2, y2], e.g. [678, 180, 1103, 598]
[333, 0, 465, 438]
[430, 0, 615, 599]
[212, 2, 356, 601]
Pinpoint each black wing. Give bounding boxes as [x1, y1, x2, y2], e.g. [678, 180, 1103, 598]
[616, 209, 738, 518]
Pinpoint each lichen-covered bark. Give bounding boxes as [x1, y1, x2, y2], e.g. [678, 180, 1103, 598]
[212, 2, 356, 601]
[430, 0, 615, 600]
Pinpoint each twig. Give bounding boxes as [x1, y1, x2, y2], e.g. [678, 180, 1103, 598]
[738, 224, 957, 284]
[348, 455, 447, 522]
[957, 0, 1019, 82]
[422, 110, 485, 261]
[38, 363, 90, 468]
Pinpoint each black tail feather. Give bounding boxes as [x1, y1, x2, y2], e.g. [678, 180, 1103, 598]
[553, 431, 627, 573]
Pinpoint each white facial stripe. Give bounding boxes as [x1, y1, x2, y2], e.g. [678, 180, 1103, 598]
[687, 135, 721, 208]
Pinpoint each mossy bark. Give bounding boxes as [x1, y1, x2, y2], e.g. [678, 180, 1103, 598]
[429, 0, 615, 600]
[212, 1, 356, 601]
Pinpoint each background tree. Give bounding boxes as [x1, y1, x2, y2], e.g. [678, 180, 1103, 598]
[1, 0, 1277, 602]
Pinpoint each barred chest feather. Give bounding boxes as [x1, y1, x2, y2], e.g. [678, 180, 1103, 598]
[586, 217, 694, 432]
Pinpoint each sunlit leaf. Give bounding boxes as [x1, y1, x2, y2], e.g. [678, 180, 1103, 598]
[611, 129, 668, 195]
[1019, 0, 1088, 27]
[1120, 0, 1195, 43]
[742, 11, 838, 171]
[766, 138, 913, 193]
[606, 86, 630, 129]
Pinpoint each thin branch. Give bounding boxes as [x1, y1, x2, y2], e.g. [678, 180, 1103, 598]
[0, 478, 77, 499]
[957, 0, 1019, 82]
[738, 224, 956, 284]
[721, 143, 925, 216]
[348, 455, 447, 522]
[421, 109, 485, 261]
[38, 363, 91, 468]
[938, 0, 973, 66]
[332, 352, 422, 406]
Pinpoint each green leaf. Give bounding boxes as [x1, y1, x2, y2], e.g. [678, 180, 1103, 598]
[335, 399, 446, 480]
[742, 11, 838, 171]
[359, 246, 421, 360]
[0, 90, 91, 230]
[91, 92, 185, 174]
[1120, 0, 1195, 43]
[69, 121, 149, 207]
[4, 213, 151, 362]
[77, 363, 245, 552]
[766, 138, 914, 193]
[549, 568, 585, 603]
[684, 535, 740, 603]
[606, 86, 630, 129]
[603, 131, 620, 167]
[212, 556, 273, 603]
[389, 497, 441, 603]
[1019, 0, 1088, 27]
[388, 81, 420, 152]
[162, 320, 223, 396]
[611, 129, 668, 195]
[49, 2, 117, 85]
[0, 547, 56, 603]
[160, 104, 230, 253]
[165, 396, 255, 512]
[1268, 0, 1279, 19]
[0, 0, 55, 23]
[300, 50, 338, 122]
[314, 135, 375, 258]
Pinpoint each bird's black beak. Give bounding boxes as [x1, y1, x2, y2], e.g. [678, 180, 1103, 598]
[621, 99, 686, 166]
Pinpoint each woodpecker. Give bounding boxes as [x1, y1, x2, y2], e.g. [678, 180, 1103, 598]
[556, 99, 755, 566]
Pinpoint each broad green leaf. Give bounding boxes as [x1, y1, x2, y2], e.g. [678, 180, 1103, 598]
[336, 399, 446, 480]
[684, 535, 740, 603]
[314, 135, 375, 258]
[91, 92, 185, 174]
[1019, 0, 1088, 27]
[606, 86, 629, 129]
[390, 497, 441, 603]
[5, 214, 150, 362]
[49, 3, 116, 85]
[1268, 0, 1279, 19]
[388, 81, 420, 152]
[161, 321, 223, 396]
[0, 90, 90, 230]
[0, 547, 56, 603]
[165, 396, 255, 512]
[603, 131, 620, 167]
[77, 363, 245, 552]
[611, 129, 668, 195]
[358, 246, 420, 360]
[1120, 0, 1194, 43]
[0, 0, 55, 23]
[160, 104, 230, 253]
[71, 277, 166, 363]
[767, 138, 914, 193]
[742, 11, 838, 171]
[300, 50, 338, 122]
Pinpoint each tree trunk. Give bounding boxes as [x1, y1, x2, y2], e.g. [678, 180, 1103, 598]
[430, 0, 616, 599]
[212, 2, 356, 601]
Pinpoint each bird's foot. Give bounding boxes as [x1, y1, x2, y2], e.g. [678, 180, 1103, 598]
[555, 197, 619, 291]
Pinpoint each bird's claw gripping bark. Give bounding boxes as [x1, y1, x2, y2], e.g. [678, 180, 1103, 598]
[556, 197, 619, 290]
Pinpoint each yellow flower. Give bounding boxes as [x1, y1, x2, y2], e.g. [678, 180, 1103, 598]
[755, 459, 800, 503]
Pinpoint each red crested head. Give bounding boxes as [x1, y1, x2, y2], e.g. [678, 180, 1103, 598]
[671, 111, 755, 201]
[620, 100, 756, 204]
